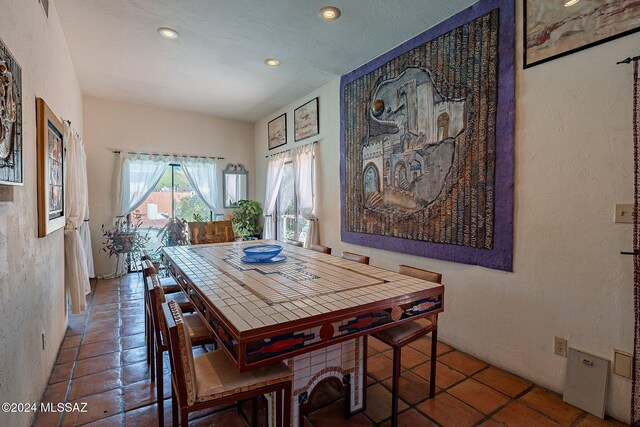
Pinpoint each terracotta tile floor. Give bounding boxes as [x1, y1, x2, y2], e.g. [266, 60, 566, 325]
[34, 275, 627, 427]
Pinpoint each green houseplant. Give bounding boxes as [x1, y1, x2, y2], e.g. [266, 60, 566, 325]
[101, 218, 150, 272]
[157, 217, 189, 247]
[230, 200, 263, 240]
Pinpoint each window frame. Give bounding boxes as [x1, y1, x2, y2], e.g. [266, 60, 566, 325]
[275, 159, 313, 243]
[127, 163, 215, 271]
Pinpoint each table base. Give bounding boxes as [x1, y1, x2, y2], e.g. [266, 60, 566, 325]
[266, 337, 366, 427]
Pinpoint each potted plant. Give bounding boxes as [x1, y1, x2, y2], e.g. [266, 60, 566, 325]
[101, 218, 150, 271]
[157, 217, 189, 247]
[229, 200, 263, 240]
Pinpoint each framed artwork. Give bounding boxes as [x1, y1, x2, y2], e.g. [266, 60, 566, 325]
[0, 37, 23, 186]
[294, 97, 319, 142]
[268, 113, 287, 150]
[340, 0, 515, 271]
[524, 1, 640, 68]
[36, 98, 65, 237]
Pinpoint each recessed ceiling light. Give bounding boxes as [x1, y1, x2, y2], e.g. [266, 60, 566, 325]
[564, 0, 580, 6]
[319, 6, 341, 20]
[264, 58, 281, 67]
[157, 27, 179, 39]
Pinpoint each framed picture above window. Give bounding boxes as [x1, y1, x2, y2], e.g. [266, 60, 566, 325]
[524, 1, 640, 68]
[268, 113, 287, 150]
[294, 97, 319, 142]
[36, 98, 65, 237]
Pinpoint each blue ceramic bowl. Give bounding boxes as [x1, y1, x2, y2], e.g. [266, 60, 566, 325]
[242, 244, 283, 261]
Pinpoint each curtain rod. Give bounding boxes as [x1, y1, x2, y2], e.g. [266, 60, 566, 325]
[265, 140, 318, 158]
[112, 150, 225, 160]
[617, 55, 640, 64]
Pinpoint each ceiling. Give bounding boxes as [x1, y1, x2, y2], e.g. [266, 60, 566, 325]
[55, 0, 477, 122]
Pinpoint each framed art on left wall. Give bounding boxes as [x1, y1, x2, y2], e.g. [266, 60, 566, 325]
[36, 98, 65, 237]
[0, 37, 23, 186]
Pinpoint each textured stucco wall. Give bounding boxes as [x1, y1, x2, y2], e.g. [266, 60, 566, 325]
[0, 1, 83, 426]
[83, 96, 256, 277]
[254, 5, 635, 422]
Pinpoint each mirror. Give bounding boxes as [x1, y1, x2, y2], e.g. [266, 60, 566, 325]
[223, 163, 248, 208]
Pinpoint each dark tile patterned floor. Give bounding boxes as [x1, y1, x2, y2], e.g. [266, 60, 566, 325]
[33, 275, 627, 426]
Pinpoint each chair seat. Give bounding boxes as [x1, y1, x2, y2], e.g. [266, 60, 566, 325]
[166, 292, 193, 312]
[194, 350, 292, 403]
[373, 318, 434, 346]
[159, 275, 180, 293]
[162, 283, 182, 294]
[184, 313, 215, 342]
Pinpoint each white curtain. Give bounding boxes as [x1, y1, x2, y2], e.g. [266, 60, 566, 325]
[263, 152, 287, 239]
[115, 153, 169, 217]
[293, 143, 319, 247]
[180, 158, 221, 213]
[63, 123, 91, 314]
[80, 220, 94, 278]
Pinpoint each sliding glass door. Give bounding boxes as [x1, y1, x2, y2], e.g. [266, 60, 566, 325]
[130, 164, 214, 268]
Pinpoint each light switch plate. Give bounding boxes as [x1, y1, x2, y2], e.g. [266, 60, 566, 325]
[613, 349, 632, 379]
[614, 204, 634, 224]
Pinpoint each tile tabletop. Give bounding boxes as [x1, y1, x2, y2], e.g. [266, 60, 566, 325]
[163, 240, 442, 334]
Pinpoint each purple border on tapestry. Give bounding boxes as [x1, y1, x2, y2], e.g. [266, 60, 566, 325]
[339, 0, 515, 272]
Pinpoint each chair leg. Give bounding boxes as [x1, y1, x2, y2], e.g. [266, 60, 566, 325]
[430, 329, 438, 398]
[251, 396, 259, 427]
[145, 310, 151, 365]
[172, 388, 178, 427]
[390, 346, 401, 427]
[150, 335, 156, 383]
[283, 384, 292, 427]
[180, 408, 189, 427]
[276, 388, 283, 427]
[156, 350, 164, 426]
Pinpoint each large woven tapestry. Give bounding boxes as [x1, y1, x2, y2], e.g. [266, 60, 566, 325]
[340, 0, 514, 271]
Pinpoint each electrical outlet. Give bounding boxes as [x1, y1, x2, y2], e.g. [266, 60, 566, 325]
[554, 337, 567, 357]
[41, 331, 46, 351]
[614, 204, 634, 224]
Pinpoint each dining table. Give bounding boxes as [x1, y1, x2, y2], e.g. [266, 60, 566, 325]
[162, 239, 444, 426]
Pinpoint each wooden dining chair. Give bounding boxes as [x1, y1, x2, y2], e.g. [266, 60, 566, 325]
[147, 274, 218, 426]
[342, 251, 370, 265]
[141, 259, 194, 376]
[309, 244, 332, 255]
[371, 265, 442, 427]
[163, 300, 293, 427]
[284, 239, 303, 247]
[141, 251, 181, 293]
[188, 220, 235, 245]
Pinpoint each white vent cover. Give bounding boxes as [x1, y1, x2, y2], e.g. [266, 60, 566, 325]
[564, 348, 610, 419]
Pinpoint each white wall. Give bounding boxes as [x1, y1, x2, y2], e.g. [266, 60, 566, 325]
[84, 96, 255, 276]
[0, 1, 84, 426]
[254, 6, 635, 422]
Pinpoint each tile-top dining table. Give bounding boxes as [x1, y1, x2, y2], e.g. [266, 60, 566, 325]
[162, 240, 444, 426]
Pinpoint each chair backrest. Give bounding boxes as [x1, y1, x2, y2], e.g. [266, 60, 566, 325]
[141, 258, 156, 281]
[342, 251, 370, 265]
[284, 239, 303, 247]
[163, 300, 197, 406]
[310, 244, 332, 255]
[147, 274, 168, 347]
[398, 265, 442, 284]
[188, 220, 235, 245]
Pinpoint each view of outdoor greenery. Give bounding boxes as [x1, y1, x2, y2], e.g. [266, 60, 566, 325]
[132, 165, 213, 265]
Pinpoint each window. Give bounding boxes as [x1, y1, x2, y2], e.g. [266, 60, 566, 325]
[129, 164, 215, 268]
[276, 162, 309, 243]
